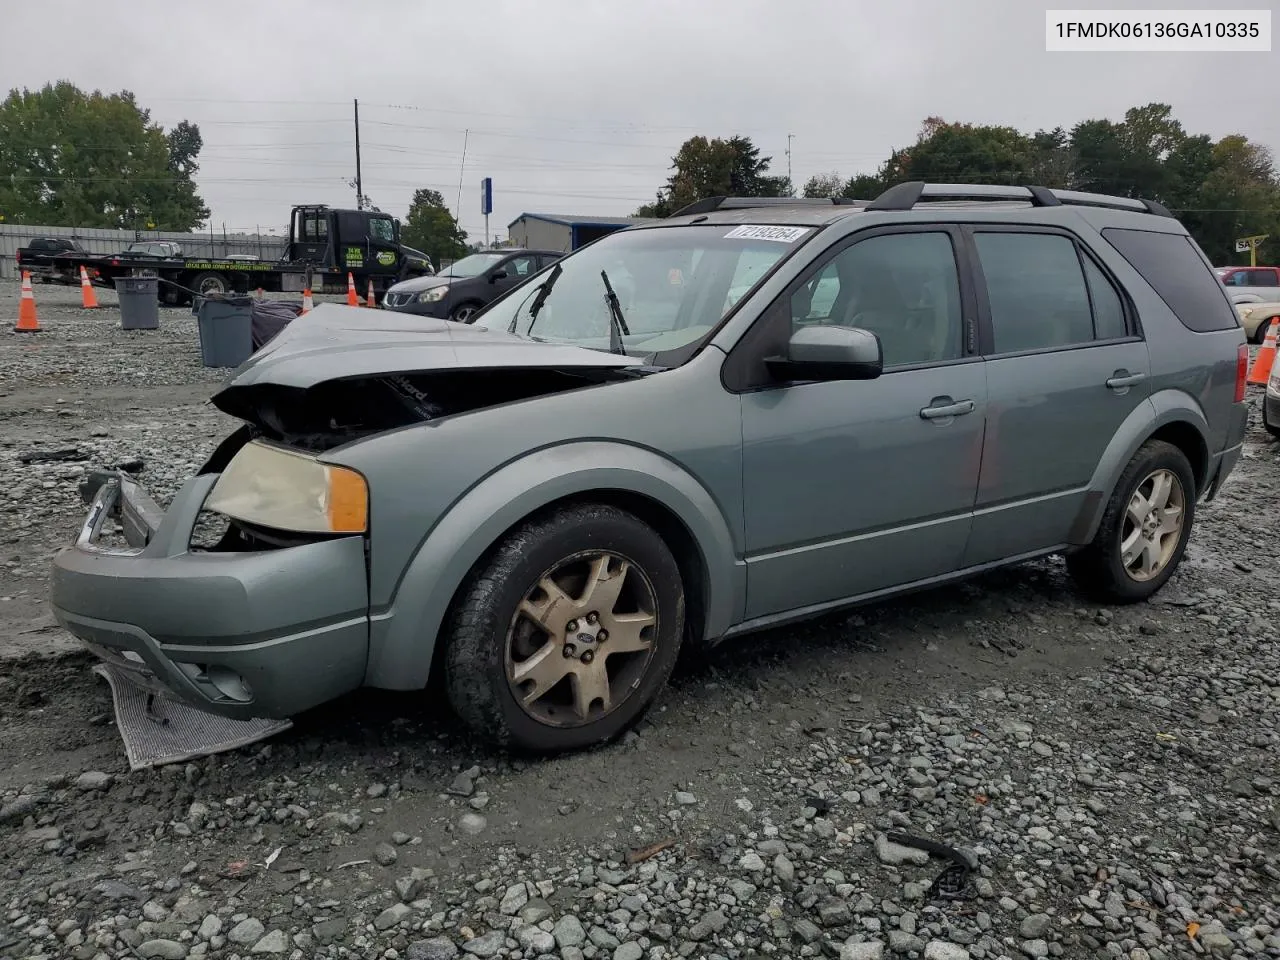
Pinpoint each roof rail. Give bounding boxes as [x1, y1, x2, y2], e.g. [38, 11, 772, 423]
[667, 196, 861, 218]
[864, 181, 1174, 218]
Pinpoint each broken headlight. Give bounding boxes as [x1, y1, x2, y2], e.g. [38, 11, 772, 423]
[204, 440, 368, 535]
[418, 286, 448, 303]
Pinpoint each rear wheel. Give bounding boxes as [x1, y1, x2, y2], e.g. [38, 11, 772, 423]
[444, 503, 685, 753]
[1252, 319, 1276, 344]
[1263, 396, 1280, 440]
[1067, 440, 1195, 603]
[191, 272, 229, 297]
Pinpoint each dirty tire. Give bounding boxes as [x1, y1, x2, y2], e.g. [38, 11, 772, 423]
[1066, 439, 1196, 604]
[1264, 400, 1280, 440]
[449, 302, 481, 323]
[443, 503, 685, 753]
[191, 271, 229, 297]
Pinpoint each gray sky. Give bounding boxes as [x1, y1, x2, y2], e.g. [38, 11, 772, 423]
[4, 0, 1276, 241]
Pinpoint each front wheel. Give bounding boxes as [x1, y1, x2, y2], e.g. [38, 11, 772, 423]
[449, 302, 480, 323]
[443, 503, 685, 753]
[1066, 439, 1196, 603]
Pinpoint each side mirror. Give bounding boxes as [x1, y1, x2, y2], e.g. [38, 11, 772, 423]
[490, 269, 508, 282]
[765, 325, 883, 382]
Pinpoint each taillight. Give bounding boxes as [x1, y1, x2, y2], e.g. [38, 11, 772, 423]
[1235, 343, 1248, 403]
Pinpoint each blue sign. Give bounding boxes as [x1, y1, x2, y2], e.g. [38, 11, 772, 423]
[480, 177, 493, 216]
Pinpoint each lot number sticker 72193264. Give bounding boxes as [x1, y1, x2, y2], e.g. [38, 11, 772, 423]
[723, 225, 812, 243]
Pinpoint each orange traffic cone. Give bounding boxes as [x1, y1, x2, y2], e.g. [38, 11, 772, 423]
[79, 265, 99, 309]
[301, 285, 314, 315]
[14, 271, 40, 332]
[366, 279, 376, 308]
[1247, 317, 1279, 385]
[346, 272, 358, 306]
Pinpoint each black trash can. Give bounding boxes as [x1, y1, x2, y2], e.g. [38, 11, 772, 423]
[114, 276, 160, 330]
[196, 295, 255, 368]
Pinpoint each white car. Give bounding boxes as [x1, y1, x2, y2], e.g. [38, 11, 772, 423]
[1236, 301, 1280, 344]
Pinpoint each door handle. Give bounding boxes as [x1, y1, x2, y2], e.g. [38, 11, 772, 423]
[1106, 371, 1147, 390]
[920, 399, 976, 420]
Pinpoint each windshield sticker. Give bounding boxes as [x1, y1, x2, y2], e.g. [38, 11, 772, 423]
[723, 224, 810, 243]
[668, 268, 684, 286]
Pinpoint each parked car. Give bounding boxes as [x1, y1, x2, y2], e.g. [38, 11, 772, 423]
[50, 183, 1249, 755]
[15, 236, 89, 282]
[382, 248, 561, 322]
[121, 240, 183, 259]
[1216, 265, 1280, 304]
[1236, 301, 1280, 343]
[1264, 349, 1280, 440]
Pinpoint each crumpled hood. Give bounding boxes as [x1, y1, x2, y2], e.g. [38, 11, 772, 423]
[214, 302, 642, 393]
[386, 274, 451, 294]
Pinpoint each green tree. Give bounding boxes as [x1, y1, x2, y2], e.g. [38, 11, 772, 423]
[635, 135, 791, 217]
[401, 188, 468, 265]
[0, 81, 208, 229]
[802, 172, 848, 198]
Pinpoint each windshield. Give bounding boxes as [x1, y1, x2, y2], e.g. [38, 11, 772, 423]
[441, 252, 506, 277]
[473, 224, 813, 359]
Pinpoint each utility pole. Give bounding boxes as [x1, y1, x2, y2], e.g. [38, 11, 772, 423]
[353, 98, 363, 210]
[786, 134, 794, 186]
[455, 128, 470, 225]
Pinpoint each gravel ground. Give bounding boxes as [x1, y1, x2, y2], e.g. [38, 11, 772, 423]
[1, 279, 1278, 960]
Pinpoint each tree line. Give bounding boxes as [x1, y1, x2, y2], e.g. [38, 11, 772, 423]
[0, 81, 208, 231]
[635, 104, 1280, 265]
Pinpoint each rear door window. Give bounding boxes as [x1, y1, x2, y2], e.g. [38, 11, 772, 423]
[1101, 228, 1240, 333]
[973, 232, 1097, 353]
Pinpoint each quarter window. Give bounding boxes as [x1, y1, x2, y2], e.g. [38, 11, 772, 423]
[1082, 255, 1127, 340]
[788, 232, 964, 367]
[974, 233, 1101, 353]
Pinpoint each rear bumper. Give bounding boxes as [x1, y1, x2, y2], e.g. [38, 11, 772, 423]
[1202, 401, 1250, 503]
[50, 471, 370, 720]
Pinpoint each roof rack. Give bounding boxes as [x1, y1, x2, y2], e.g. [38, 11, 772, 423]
[864, 181, 1174, 218]
[667, 196, 862, 218]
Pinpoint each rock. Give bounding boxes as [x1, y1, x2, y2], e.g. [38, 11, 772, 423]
[554, 915, 586, 949]
[499, 882, 529, 915]
[448, 766, 481, 797]
[674, 791, 697, 805]
[374, 842, 398, 866]
[875, 834, 930, 867]
[375, 903, 412, 930]
[408, 937, 459, 960]
[889, 930, 925, 953]
[923, 943, 970, 960]
[518, 897, 553, 924]
[689, 909, 729, 940]
[395, 875, 421, 902]
[75, 771, 112, 791]
[739, 851, 766, 872]
[1020, 940, 1049, 958]
[1019, 914, 1052, 939]
[614, 943, 643, 960]
[313, 918, 347, 944]
[0, 795, 43, 824]
[458, 813, 487, 835]
[819, 899, 852, 926]
[793, 919, 823, 943]
[461, 929, 505, 957]
[138, 940, 188, 959]
[842, 943, 886, 960]
[228, 918, 265, 945]
[774, 853, 795, 883]
[516, 926, 556, 954]
[198, 915, 221, 940]
[251, 930, 288, 954]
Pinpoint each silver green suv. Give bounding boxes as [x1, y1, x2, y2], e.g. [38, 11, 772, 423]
[51, 182, 1250, 754]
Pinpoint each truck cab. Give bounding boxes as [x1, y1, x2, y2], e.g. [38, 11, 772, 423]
[286, 205, 417, 278]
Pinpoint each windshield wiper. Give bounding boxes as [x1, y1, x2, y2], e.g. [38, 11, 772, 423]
[515, 262, 563, 335]
[600, 269, 630, 355]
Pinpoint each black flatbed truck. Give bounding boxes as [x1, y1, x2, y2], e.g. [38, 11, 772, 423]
[42, 205, 433, 305]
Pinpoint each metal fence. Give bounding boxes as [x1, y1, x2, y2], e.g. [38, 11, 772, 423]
[0, 223, 288, 279]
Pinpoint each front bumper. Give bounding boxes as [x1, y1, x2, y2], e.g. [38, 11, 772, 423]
[382, 292, 450, 317]
[50, 471, 370, 721]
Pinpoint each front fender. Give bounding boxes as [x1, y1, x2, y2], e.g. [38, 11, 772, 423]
[363, 441, 741, 690]
[1066, 389, 1209, 546]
